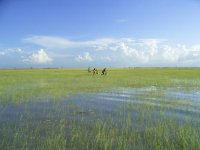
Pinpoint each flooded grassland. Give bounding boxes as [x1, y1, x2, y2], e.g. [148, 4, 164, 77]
[0, 68, 200, 149]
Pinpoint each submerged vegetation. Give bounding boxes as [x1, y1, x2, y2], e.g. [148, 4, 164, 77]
[0, 68, 200, 149]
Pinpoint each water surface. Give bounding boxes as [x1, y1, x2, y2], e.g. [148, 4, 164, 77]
[1, 86, 200, 128]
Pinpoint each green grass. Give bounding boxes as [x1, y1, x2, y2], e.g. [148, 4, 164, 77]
[1, 68, 200, 103]
[0, 68, 200, 149]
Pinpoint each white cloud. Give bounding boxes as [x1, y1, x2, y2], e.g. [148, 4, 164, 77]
[75, 52, 93, 62]
[24, 36, 72, 49]
[23, 35, 118, 51]
[23, 49, 52, 64]
[101, 56, 112, 61]
[141, 39, 162, 57]
[0, 48, 23, 56]
[120, 42, 137, 56]
[0, 51, 6, 56]
[0, 47, 23, 58]
[192, 45, 200, 51]
[22, 35, 200, 66]
[90, 38, 117, 51]
[8, 48, 22, 53]
[119, 42, 150, 63]
[141, 39, 162, 47]
[162, 44, 190, 63]
[162, 45, 180, 62]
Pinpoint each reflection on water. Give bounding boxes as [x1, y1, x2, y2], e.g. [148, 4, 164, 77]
[0, 86, 200, 127]
[168, 90, 200, 101]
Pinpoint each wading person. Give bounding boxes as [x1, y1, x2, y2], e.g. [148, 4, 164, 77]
[101, 68, 107, 75]
[93, 68, 96, 75]
[93, 68, 99, 75]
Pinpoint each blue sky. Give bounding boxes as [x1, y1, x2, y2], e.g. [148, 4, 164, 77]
[1, 0, 200, 68]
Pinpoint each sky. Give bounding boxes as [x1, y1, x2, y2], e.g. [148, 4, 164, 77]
[1, 0, 200, 68]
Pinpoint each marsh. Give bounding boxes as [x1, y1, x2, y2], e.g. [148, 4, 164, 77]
[1, 68, 200, 149]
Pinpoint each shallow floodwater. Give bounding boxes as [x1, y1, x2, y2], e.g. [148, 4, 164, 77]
[1, 87, 200, 128]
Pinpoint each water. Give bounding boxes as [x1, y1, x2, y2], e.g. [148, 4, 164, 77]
[1, 86, 200, 127]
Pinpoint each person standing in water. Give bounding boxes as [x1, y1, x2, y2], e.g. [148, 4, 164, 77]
[93, 68, 96, 75]
[101, 68, 107, 75]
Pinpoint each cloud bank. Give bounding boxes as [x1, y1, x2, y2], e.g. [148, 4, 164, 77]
[2, 35, 200, 67]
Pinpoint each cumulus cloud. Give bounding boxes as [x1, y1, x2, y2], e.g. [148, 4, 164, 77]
[119, 41, 153, 63]
[22, 35, 200, 66]
[120, 42, 136, 56]
[23, 49, 52, 64]
[141, 39, 162, 57]
[162, 44, 190, 63]
[75, 52, 93, 62]
[162, 45, 180, 62]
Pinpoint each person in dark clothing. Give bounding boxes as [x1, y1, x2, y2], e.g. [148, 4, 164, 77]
[93, 68, 96, 75]
[101, 68, 107, 75]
